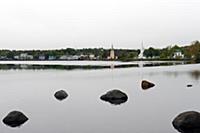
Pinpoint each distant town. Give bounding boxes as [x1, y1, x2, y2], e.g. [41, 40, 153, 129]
[0, 40, 199, 62]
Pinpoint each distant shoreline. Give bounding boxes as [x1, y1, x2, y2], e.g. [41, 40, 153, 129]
[0, 40, 199, 62]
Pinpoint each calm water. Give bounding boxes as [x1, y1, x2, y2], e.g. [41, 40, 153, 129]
[0, 60, 187, 66]
[0, 60, 132, 66]
[0, 63, 200, 133]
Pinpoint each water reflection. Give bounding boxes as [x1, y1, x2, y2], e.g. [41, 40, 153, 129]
[0, 61, 191, 70]
[110, 64, 115, 69]
[147, 70, 200, 81]
[0, 63, 199, 133]
[101, 99, 128, 105]
[190, 70, 200, 80]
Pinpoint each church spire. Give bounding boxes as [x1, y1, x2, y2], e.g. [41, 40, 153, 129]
[109, 44, 115, 60]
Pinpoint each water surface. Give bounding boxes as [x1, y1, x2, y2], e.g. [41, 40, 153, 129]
[0, 63, 199, 133]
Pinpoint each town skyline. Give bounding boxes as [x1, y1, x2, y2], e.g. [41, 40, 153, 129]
[0, 40, 199, 62]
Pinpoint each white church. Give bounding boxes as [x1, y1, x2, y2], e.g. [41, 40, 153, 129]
[107, 45, 118, 60]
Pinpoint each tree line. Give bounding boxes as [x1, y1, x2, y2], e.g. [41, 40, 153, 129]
[0, 40, 199, 62]
[0, 48, 140, 61]
[143, 40, 200, 62]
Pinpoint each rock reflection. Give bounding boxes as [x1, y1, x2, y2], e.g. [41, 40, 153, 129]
[100, 89, 128, 105]
[0, 61, 191, 70]
[151, 70, 200, 81]
[163, 71, 180, 78]
[2, 111, 28, 128]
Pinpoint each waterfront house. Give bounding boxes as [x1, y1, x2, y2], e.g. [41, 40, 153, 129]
[59, 55, 80, 60]
[68, 55, 80, 60]
[19, 53, 34, 60]
[59, 55, 68, 60]
[20, 53, 28, 60]
[0, 56, 7, 60]
[26, 55, 34, 60]
[48, 56, 56, 60]
[14, 55, 20, 60]
[89, 54, 96, 60]
[173, 51, 184, 59]
[79, 54, 88, 60]
[39, 55, 45, 60]
[72, 55, 80, 60]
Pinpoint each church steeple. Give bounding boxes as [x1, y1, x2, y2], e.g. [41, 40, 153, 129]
[139, 41, 144, 59]
[111, 44, 114, 50]
[108, 44, 115, 60]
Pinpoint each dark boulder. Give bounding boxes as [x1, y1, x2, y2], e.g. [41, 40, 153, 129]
[100, 89, 128, 105]
[3, 111, 28, 127]
[172, 111, 200, 133]
[141, 80, 155, 90]
[54, 90, 68, 100]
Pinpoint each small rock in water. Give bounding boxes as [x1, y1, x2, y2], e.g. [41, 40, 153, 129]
[100, 89, 128, 105]
[3, 111, 28, 127]
[172, 111, 200, 133]
[141, 80, 155, 90]
[54, 90, 68, 100]
[187, 84, 193, 87]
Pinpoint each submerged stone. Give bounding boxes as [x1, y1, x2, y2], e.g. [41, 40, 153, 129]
[100, 89, 128, 105]
[3, 111, 28, 127]
[54, 90, 68, 100]
[172, 111, 200, 133]
[141, 80, 155, 90]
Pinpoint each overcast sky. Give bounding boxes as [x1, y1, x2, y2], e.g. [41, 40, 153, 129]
[0, 0, 199, 50]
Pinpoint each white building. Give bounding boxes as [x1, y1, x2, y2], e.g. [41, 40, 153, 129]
[39, 55, 45, 60]
[89, 54, 96, 60]
[20, 53, 28, 59]
[68, 55, 80, 60]
[48, 56, 56, 60]
[59, 55, 68, 60]
[14, 55, 20, 60]
[27, 55, 33, 60]
[173, 51, 184, 59]
[19, 53, 33, 60]
[60, 55, 80, 60]
[107, 45, 116, 60]
[0, 56, 7, 60]
[138, 42, 145, 59]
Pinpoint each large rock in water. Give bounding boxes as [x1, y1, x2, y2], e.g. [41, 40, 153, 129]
[3, 111, 28, 127]
[141, 80, 155, 90]
[100, 89, 128, 105]
[172, 111, 200, 133]
[54, 90, 68, 100]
